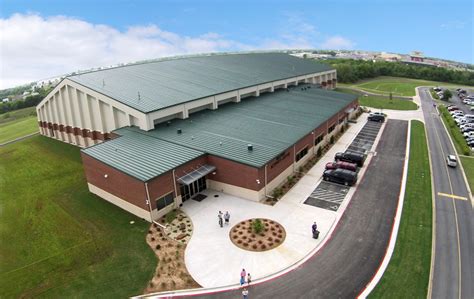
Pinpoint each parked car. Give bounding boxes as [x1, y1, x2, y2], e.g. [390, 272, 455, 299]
[448, 106, 459, 111]
[461, 126, 474, 133]
[368, 114, 385, 122]
[463, 131, 474, 138]
[335, 151, 366, 167]
[325, 161, 357, 172]
[446, 155, 457, 167]
[322, 169, 358, 186]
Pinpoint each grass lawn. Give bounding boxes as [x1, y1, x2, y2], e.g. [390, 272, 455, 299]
[0, 107, 39, 144]
[335, 88, 418, 110]
[460, 157, 474, 193]
[0, 106, 37, 124]
[0, 136, 155, 298]
[370, 120, 432, 298]
[0, 116, 39, 144]
[340, 76, 469, 97]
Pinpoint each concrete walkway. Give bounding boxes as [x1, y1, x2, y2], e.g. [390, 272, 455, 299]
[182, 119, 371, 287]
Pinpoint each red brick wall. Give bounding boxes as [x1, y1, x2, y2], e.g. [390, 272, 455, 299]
[295, 133, 313, 153]
[207, 155, 261, 191]
[265, 147, 294, 182]
[81, 153, 148, 210]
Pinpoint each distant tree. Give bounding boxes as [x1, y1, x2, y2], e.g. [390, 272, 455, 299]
[442, 89, 453, 101]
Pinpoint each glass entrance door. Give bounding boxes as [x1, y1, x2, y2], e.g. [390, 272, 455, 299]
[180, 177, 207, 202]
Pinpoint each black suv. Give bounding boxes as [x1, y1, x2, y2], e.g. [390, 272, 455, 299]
[323, 169, 358, 186]
[335, 151, 366, 167]
[368, 114, 385, 122]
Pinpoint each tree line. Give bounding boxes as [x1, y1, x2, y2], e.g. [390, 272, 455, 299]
[0, 86, 52, 114]
[324, 59, 474, 86]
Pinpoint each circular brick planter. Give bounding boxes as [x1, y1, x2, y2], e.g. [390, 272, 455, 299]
[229, 218, 286, 252]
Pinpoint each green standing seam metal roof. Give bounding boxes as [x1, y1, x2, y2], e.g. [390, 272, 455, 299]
[68, 53, 333, 113]
[82, 132, 205, 182]
[82, 86, 357, 182]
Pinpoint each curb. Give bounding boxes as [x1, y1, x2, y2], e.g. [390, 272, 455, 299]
[0, 132, 39, 147]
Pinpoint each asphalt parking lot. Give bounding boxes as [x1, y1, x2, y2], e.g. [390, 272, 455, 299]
[304, 120, 383, 211]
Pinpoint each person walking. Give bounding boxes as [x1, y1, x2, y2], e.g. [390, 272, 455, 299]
[312, 222, 319, 239]
[247, 273, 252, 285]
[218, 211, 223, 228]
[240, 268, 246, 285]
[224, 211, 230, 225]
[242, 287, 249, 299]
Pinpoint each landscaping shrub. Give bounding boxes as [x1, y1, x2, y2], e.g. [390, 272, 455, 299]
[252, 219, 264, 234]
[330, 135, 335, 144]
[165, 210, 177, 223]
[316, 146, 322, 157]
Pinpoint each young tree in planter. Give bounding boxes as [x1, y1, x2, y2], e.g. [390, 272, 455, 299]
[442, 89, 452, 101]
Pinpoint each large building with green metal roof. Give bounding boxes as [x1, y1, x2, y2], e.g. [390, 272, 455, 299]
[37, 52, 358, 221]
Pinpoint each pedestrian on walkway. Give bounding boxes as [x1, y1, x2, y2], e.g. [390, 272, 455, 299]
[247, 273, 252, 285]
[242, 287, 249, 299]
[240, 268, 246, 285]
[224, 211, 230, 225]
[218, 211, 223, 228]
[312, 222, 319, 239]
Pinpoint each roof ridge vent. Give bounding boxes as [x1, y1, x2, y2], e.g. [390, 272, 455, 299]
[177, 128, 182, 134]
[247, 144, 253, 151]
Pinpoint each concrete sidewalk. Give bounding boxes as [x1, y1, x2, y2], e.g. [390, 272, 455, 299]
[182, 119, 372, 288]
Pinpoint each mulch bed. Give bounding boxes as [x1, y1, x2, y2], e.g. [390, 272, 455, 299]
[229, 218, 286, 252]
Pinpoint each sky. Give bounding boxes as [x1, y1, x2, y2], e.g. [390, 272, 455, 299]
[0, 0, 472, 89]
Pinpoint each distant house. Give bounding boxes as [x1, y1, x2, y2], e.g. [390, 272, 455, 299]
[2, 98, 10, 103]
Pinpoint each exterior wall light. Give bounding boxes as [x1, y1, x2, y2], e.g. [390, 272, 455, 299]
[256, 179, 261, 184]
[104, 174, 108, 178]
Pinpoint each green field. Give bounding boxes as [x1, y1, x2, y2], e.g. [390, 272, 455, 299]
[0, 107, 39, 144]
[0, 136, 155, 297]
[336, 88, 418, 110]
[0, 106, 37, 124]
[339, 76, 468, 97]
[370, 120, 432, 298]
[0, 117, 39, 144]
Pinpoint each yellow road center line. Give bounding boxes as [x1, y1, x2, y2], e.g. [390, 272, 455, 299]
[437, 192, 468, 201]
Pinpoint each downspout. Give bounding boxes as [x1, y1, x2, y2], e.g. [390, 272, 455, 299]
[264, 164, 268, 197]
[144, 182, 153, 222]
[293, 144, 296, 172]
[172, 169, 179, 206]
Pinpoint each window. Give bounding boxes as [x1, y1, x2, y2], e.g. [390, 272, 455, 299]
[339, 118, 345, 124]
[328, 124, 336, 133]
[314, 134, 324, 146]
[296, 146, 309, 162]
[156, 193, 174, 210]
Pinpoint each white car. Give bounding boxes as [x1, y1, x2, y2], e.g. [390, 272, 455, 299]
[463, 131, 474, 138]
[446, 155, 457, 167]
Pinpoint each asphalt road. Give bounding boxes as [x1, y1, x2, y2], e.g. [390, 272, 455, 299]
[419, 88, 473, 299]
[196, 120, 408, 299]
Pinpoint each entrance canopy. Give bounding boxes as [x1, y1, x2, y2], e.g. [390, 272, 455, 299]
[177, 164, 216, 185]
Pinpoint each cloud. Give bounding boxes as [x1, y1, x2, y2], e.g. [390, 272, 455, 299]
[0, 13, 356, 89]
[440, 21, 466, 29]
[260, 12, 320, 50]
[320, 36, 355, 50]
[0, 14, 250, 89]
